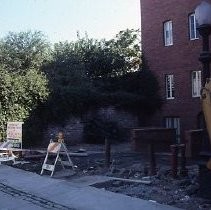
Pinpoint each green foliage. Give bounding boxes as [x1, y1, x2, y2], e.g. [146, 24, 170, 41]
[0, 31, 51, 72]
[84, 29, 141, 79]
[43, 47, 98, 122]
[83, 40, 126, 79]
[42, 29, 160, 123]
[0, 67, 49, 139]
[0, 31, 50, 140]
[93, 69, 162, 116]
[83, 117, 121, 144]
[106, 29, 141, 73]
[52, 29, 141, 80]
[104, 53, 162, 116]
[0, 29, 161, 144]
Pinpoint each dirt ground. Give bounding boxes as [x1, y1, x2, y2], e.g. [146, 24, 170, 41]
[4, 143, 211, 210]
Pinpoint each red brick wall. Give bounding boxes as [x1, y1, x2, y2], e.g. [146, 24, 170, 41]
[141, 0, 211, 141]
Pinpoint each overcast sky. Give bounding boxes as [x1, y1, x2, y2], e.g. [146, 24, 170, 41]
[0, 0, 141, 43]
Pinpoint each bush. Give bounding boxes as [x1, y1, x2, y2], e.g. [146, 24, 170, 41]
[83, 117, 122, 144]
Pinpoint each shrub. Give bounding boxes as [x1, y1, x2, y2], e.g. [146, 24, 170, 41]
[83, 117, 122, 144]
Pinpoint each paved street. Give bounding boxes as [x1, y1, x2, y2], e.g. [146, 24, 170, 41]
[0, 190, 47, 210]
[0, 182, 73, 210]
[0, 165, 181, 210]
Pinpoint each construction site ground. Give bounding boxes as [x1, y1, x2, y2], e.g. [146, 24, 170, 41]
[3, 143, 211, 210]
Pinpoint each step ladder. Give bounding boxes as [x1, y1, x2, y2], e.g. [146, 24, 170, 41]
[40, 142, 74, 177]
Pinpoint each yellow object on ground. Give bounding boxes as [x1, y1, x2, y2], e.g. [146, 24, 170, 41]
[201, 78, 211, 170]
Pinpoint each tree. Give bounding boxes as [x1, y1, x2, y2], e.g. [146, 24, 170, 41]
[0, 31, 51, 72]
[0, 29, 161, 143]
[0, 31, 50, 140]
[105, 29, 141, 73]
[52, 29, 141, 80]
[0, 67, 49, 140]
[43, 29, 161, 125]
[78, 29, 141, 79]
[43, 46, 97, 122]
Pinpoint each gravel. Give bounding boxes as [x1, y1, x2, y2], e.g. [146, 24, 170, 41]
[4, 143, 211, 210]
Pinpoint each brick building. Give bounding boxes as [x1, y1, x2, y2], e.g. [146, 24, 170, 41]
[141, 0, 211, 142]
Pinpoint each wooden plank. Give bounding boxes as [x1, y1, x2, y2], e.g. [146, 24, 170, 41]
[27, 149, 88, 157]
[0, 148, 29, 152]
[107, 177, 151, 184]
[62, 152, 88, 157]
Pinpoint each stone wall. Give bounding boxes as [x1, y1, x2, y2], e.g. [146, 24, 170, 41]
[42, 117, 84, 146]
[42, 106, 139, 145]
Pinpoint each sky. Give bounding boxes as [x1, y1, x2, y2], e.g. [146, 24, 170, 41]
[0, 0, 141, 43]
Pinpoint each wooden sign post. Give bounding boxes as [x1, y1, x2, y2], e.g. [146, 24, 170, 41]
[0, 122, 23, 164]
[6, 122, 23, 149]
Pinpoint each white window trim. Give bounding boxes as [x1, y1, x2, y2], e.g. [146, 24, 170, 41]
[189, 13, 199, 41]
[166, 74, 175, 99]
[164, 21, 173, 46]
[165, 117, 181, 143]
[192, 71, 201, 97]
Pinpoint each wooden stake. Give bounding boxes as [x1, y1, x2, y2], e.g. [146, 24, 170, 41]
[105, 138, 111, 168]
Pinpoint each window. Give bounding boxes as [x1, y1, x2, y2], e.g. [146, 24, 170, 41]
[189, 13, 199, 40]
[165, 74, 175, 99]
[192, 71, 201, 97]
[165, 117, 181, 143]
[164, 21, 173, 46]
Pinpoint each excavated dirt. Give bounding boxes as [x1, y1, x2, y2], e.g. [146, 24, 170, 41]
[4, 143, 211, 210]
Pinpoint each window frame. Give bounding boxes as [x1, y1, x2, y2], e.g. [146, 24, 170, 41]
[192, 70, 201, 97]
[164, 20, 173, 46]
[189, 13, 199, 40]
[164, 117, 181, 143]
[165, 74, 175, 99]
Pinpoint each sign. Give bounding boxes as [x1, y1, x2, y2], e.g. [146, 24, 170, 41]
[41, 143, 74, 177]
[6, 122, 23, 149]
[47, 142, 61, 153]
